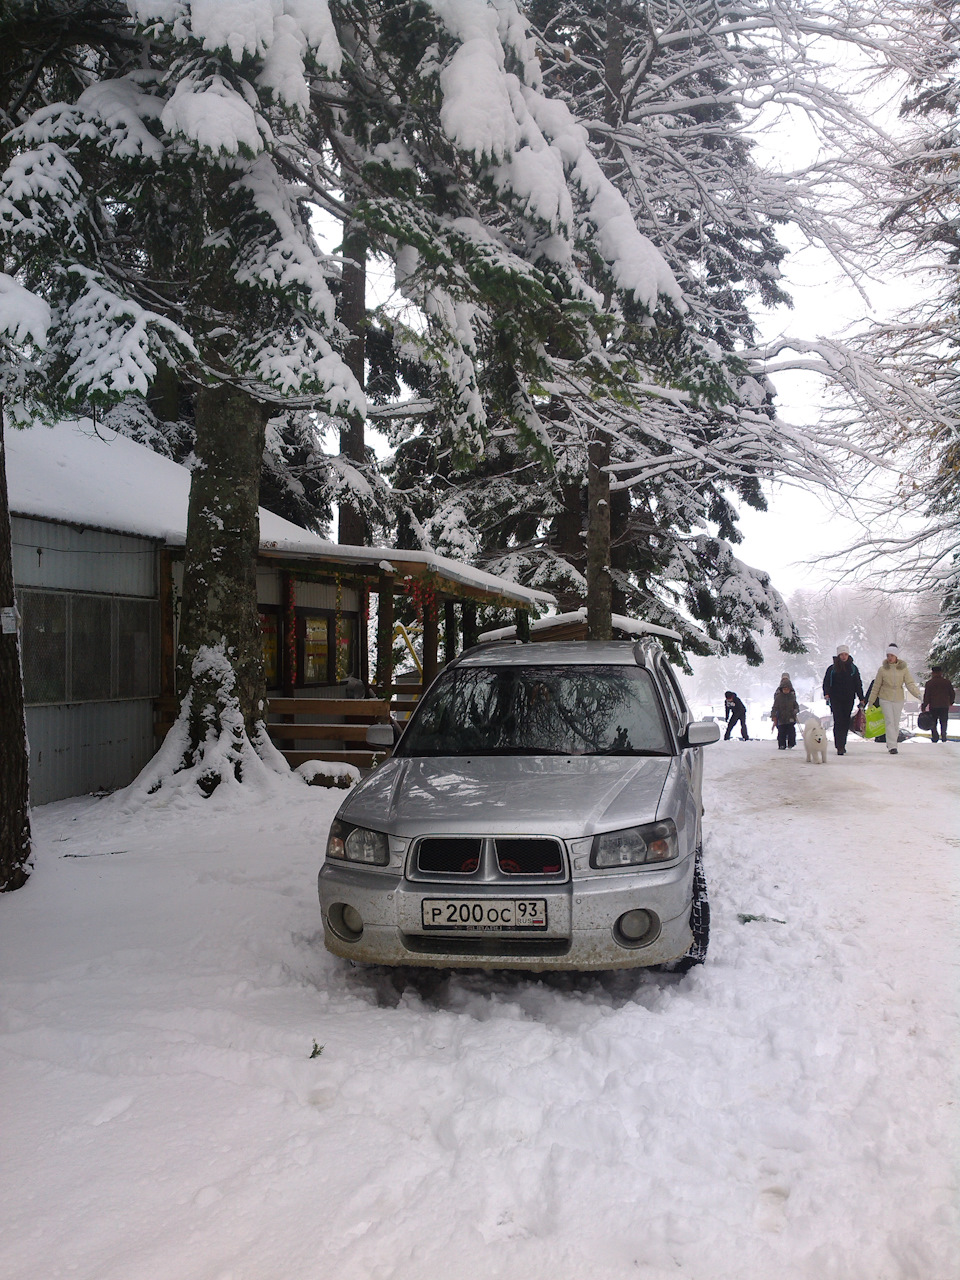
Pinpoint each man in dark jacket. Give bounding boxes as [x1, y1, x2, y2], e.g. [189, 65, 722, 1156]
[723, 691, 749, 740]
[822, 645, 865, 756]
[922, 666, 956, 743]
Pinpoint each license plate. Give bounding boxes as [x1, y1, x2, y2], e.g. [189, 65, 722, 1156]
[421, 898, 548, 931]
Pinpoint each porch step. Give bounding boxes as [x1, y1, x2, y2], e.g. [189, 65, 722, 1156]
[267, 697, 388, 717]
[266, 722, 375, 742]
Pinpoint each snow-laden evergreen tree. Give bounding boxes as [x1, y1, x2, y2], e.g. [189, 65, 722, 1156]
[386, 0, 905, 662]
[0, 0, 133, 880]
[845, 0, 960, 679]
[1, 0, 695, 791]
[0, 1, 372, 794]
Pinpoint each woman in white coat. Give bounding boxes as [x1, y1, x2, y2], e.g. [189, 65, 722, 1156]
[863, 644, 922, 755]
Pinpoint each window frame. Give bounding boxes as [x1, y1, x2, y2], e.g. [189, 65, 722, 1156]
[292, 606, 358, 688]
[16, 587, 159, 707]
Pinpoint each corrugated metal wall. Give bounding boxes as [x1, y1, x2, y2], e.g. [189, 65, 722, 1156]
[12, 515, 157, 596]
[12, 515, 160, 803]
[25, 702, 156, 805]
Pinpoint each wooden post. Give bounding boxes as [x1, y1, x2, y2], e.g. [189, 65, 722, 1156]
[462, 601, 478, 650]
[376, 572, 394, 698]
[282, 571, 296, 697]
[443, 599, 457, 665]
[515, 609, 530, 643]
[359, 587, 370, 689]
[422, 598, 439, 687]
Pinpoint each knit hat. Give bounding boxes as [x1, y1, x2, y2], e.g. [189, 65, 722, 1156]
[837, 644, 850, 655]
[886, 643, 899, 654]
[780, 671, 790, 681]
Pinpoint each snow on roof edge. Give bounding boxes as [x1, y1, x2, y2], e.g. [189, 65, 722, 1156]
[7, 420, 554, 610]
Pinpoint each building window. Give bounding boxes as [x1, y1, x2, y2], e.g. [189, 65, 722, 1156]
[259, 609, 280, 689]
[21, 592, 67, 704]
[17, 589, 158, 706]
[302, 615, 329, 684]
[290, 609, 357, 687]
[337, 615, 357, 680]
[118, 599, 159, 698]
[71, 595, 113, 701]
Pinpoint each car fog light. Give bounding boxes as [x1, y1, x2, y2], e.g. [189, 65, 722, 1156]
[342, 904, 363, 934]
[615, 908, 660, 948]
[328, 902, 364, 942]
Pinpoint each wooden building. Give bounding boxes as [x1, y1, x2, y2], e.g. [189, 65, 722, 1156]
[7, 421, 554, 802]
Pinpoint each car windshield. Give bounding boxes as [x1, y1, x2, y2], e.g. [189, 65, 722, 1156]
[396, 664, 672, 757]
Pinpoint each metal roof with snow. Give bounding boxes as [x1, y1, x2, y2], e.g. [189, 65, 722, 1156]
[6, 420, 555, 610]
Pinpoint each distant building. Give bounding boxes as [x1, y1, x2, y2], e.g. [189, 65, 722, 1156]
[7, 421, 553, 802]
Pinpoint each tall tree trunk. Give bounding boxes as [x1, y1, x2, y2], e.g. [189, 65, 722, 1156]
[338, 214, 368, 545]
[0, 402, 31, 891]
[171, 383, 269, 788]
[583, 0, 625, 642]
[587, 435, 612, 639]
[552, 480, 587, 613]
[603, 2, 625, 131]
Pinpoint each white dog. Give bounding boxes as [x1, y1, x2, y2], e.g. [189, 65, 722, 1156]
[803, 715, 828, 764]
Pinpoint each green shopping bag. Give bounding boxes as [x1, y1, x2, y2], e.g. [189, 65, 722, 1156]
[863, 703, 885, 739]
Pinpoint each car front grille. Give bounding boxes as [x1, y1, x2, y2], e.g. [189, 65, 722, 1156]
[495, 839, 563, 876]
[400, 933, 571, 958]
[413, 837, 565, 879]
[415, 838, 482, 875]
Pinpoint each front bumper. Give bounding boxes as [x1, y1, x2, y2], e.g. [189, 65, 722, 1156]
[317, 856, 695, 971]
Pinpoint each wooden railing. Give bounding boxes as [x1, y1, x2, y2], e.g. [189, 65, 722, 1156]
[155, 690, 425, 772]
[266, 696, 391, 770]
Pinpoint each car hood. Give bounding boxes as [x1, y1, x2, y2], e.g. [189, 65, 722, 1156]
[339, 754, 673, 839]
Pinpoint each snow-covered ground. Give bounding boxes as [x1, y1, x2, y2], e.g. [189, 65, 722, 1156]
[2, 734, 958, 1280]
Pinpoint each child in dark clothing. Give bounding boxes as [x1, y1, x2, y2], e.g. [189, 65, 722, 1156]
[922, 666, 956, 743]
[724, 691, 749, 740]
[771, 678, 799, 749]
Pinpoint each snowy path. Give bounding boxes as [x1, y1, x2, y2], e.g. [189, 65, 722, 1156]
[1, 736, 958, 1280]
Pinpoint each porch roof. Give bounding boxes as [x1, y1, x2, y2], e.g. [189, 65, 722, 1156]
[6, 419, 554, 610]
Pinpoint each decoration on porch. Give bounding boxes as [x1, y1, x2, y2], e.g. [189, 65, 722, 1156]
[406, 577, 438, 625]
[335, 574, 347, 682]
[283, 574, 297, 690]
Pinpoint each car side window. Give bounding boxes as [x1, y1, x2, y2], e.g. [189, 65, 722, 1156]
[655, 658, 686, 736]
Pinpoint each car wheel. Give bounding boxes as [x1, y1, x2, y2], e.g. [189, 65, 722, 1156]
[660, 845, 709, 973]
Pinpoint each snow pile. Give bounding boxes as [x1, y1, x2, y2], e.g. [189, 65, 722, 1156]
[1, 738, 957, 1279]
[296, 759, 360, 789]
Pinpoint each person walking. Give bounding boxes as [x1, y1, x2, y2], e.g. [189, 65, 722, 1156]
[863, 644, 922, 755]
[822, 645, 865, 756]
[771, 676, 799, 750]
[723, 691, 749, 740]
[921, 665, 956, 744]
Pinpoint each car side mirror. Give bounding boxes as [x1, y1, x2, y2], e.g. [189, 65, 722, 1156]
[683, 720, 721, 748]
[365, 723, 396, 748]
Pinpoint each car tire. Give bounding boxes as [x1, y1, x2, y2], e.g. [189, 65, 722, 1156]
[660, 845, 709, 973]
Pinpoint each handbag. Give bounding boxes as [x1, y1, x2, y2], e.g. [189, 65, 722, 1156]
[850, 708, 866, 735]
[917, 710, 935, 731]
[863, 703, 886, 739]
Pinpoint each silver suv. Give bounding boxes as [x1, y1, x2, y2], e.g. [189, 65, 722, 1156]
[317, 640, 720, 971]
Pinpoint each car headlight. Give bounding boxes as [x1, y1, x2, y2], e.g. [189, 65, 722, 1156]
[591, 819, 678, 868]
[326, 820, 390, 866]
